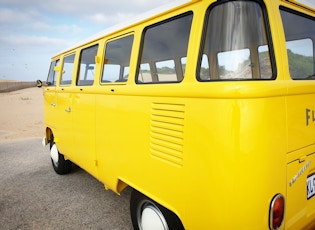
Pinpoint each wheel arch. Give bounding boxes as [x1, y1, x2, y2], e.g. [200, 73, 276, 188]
[119, 179, 184, 228]
[45, 127, 53, 145]
[129, 188, 185, 230]
[116, 179, 129, 194]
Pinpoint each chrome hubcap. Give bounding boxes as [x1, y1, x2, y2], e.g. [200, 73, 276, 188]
[140, 204, 168, 230]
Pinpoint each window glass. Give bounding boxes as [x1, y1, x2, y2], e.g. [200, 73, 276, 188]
[123, 66, 130, 81]
[156, 60, 177, 82]
[102, 35, 134, 83]
[198, 1, 274, 81]
[258, 45, 272, 79]
[218, 49, 251, 79]
[200, 54, 210, 80]
[61, 54, 75, 85]
[280, 9, 314, 79]
[102, 64, 121, 82]
[138, 63, 151, 83]
[181, 57, 187, 76]
[137, 12, 193, 83]
[77, 45, 98, 86]
[46, 59, 59, 86]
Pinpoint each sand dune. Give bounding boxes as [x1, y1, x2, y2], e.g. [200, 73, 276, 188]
[0, 87, 43, 142]
[0, 80, 36, 93]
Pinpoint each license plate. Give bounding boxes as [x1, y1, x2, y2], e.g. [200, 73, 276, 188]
[307, 174, 315, 200]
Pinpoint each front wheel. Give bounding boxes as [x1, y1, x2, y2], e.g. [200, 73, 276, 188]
[130, 190, 184, 230]
[49, 136, 72, 175]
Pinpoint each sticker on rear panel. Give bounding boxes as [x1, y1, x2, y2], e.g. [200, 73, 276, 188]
[307, 173, 315, 200]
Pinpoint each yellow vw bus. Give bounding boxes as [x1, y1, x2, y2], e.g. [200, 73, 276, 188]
[41, 0, 315, 229]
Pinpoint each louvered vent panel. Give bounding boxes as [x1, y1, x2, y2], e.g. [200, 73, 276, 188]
[150, 103, 185, 167]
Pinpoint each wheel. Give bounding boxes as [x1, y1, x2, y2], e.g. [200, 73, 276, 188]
[49, 135, 72, 175]
[130, 189, 184, 230]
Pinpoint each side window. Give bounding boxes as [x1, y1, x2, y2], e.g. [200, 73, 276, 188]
[138, 63, 151, 82]
[181, 57, 187, 76]
[198, 1, 274, 80]
[280, 9, 314, 80]
[61, 54, 75, 85]
[102, 35, 134, 83]
[46, 59, 60, 86]
[77, 45, 98, 86]
[200, 54, 210, 80]
[137, 12, 193, 84]
[156, 60, 177, 82]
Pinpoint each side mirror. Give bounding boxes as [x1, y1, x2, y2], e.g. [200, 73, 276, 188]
[36, 79, 42, 88]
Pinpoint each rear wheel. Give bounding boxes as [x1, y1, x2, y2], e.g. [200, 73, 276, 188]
[130, 189, 184, 230]
[49, 135, 72, 175]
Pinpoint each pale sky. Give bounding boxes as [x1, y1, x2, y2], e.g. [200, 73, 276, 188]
[0, 0, 176, 81]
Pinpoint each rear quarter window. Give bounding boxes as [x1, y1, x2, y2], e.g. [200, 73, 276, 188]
[198, 1, 275, 81]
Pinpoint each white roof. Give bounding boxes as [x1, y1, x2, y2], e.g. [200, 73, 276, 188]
[64, 0, 192, 53]
[294, 0, 315, 9]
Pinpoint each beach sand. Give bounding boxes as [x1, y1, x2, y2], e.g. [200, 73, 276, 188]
[0, 87, 43, 142]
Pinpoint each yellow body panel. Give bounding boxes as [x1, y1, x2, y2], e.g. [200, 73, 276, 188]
[42, 0, 315, 229]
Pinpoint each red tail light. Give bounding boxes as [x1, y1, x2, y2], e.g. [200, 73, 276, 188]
[269, 194, 285, 230]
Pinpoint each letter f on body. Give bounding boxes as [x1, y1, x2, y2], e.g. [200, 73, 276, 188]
[306, 108, 311, 126]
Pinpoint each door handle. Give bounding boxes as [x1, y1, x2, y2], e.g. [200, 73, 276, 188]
[51, 103, 56, 107]
[65, 107, 71, 113]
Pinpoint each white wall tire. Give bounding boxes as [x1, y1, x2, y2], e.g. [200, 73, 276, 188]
[49, 135, 72, 175]
[130, 190, 184, 230]
[140, 204, 169, 230]
[50, 143, 59, 165]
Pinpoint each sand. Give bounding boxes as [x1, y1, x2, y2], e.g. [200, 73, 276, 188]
[0, 87, 44, 142]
